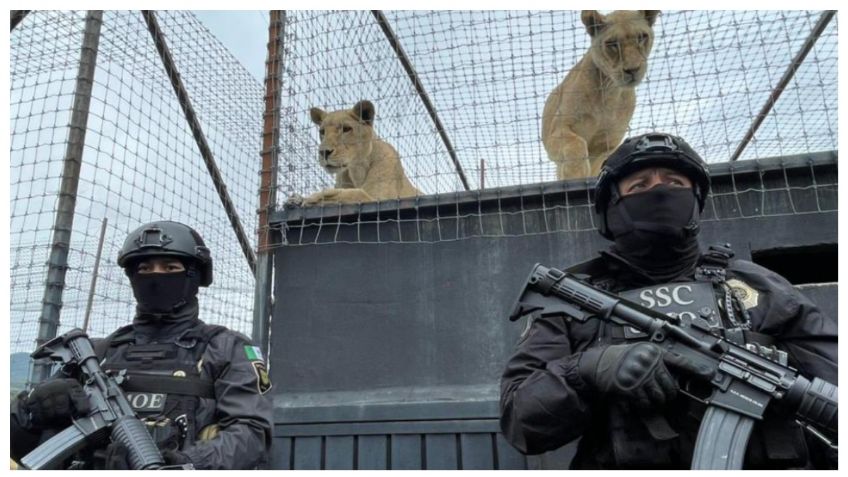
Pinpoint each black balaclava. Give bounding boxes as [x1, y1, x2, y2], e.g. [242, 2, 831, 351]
[604, 184, 701, 282]
[128, 261, 201, 318]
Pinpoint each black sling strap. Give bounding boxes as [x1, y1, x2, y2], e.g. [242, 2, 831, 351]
[94, 322, 229, 399]
[119, 373, 216, 399]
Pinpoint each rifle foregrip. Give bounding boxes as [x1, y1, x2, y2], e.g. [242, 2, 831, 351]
[796, 377, 838, 440]
[691, 406, 755, 470]
[110, 415, 164, 470]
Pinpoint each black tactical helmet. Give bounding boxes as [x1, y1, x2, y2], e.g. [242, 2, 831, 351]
[594, 133, 711, 239]
[117, 221, 213, 286]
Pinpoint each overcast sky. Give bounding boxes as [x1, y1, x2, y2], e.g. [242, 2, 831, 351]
[194, 11, 270, 84]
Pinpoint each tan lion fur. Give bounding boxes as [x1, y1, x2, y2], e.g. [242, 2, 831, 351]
[297, 100, 421, 206]
[542, 10, 660, 180]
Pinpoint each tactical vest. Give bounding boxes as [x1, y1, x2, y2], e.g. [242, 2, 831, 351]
[617, 245, 744, 338]
[568, 244, 802, 468]
[572, 244, 774, 349]
[94, 322, 227, 451]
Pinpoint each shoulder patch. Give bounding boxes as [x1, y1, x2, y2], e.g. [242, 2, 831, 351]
[252, 361, 272, 394]
[244, 345, 264, 361]
[518, 314, 537, 342]
[727, 278, 759, 310]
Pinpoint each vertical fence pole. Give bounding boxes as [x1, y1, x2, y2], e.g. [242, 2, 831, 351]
[371, 10, 470, 191]
[82, 217, 108, 333]
[11, 10, 30, 31]
[253, 10, 285, 358]
[31, 10, 103, 386]
[729, 10, 835, 161]
[141, 10, 257, 273]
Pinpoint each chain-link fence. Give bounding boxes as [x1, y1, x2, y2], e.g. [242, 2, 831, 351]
[8, 10, 839, 385]
[275, 10, 837, 245]
[10, 10, 264, 384]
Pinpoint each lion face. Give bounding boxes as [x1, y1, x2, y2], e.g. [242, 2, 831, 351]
[309, 100, 376, 174]
[583, 10, 659, 87]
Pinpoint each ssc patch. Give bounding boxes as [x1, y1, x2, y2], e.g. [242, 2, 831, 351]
[244, 345, 263, 361]
[252, 360, 272, 395]
[726, 278, 759, 310]
[620, 281, 722, 329]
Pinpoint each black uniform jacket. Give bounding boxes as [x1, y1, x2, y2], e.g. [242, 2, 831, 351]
[11, 305, 273, 470]
[499, 253, 837, 469]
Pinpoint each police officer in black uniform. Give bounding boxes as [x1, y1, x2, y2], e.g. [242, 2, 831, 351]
[10, 221, 274, 469]
[499, 133, 837, 469]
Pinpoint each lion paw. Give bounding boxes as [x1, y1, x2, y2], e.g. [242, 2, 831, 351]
[285, 194, 305, 207]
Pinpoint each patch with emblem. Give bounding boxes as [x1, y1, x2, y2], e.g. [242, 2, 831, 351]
[244, 345, 264, 361]
[726, 278, 759, 310]
[252, 360, 272, 394]
[519, 315, 536, 342]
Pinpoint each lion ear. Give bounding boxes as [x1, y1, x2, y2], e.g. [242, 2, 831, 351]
[581, 10, 606, 37]
[642, 10, 660, 26]
[309, 107, 326, 126]
[352, 100, 375, 126]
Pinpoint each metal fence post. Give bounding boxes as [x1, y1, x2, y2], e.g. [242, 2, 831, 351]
[729, 10, 836, 161]
[372, 10, 470, 191]
[30, 10, 103, 386]
[253, 10, 285, 358]
[141, 10, 257, 274]
[82, 217, 109, 333]
[10, 10, 30, 31]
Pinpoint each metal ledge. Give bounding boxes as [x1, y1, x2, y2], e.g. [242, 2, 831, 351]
[272, 150, 837, 224]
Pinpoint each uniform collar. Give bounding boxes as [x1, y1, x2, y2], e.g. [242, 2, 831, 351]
[601, 248, 699, 287]
[132, 299, 200, 342]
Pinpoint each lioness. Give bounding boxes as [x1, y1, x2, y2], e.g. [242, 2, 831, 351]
[296, 100, 421, 206]
[542, 10, 659, 180]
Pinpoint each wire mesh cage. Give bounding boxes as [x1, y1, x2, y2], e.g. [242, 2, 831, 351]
[275, 10, 837, 246]
[7, 10, 839, 385]
[10, 11, 263, 367]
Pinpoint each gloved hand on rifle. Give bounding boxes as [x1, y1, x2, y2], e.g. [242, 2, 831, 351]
[24, 378, 91, 428]
[577, 342, 714, 409]
[105, 443, 193, 470]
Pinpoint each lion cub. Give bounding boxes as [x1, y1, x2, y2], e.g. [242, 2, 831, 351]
[542, 10, 659, 180]
[297, 100, 421, 206]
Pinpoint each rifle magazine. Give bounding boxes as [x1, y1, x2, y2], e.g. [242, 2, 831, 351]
[691, 405, 754, 469]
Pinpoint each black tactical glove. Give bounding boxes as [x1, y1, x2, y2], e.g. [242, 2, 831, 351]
[25, 378, 90, 428]
[104, 442, 131, 470]
[161, 449, 193, 469]
[104, 444, 193, 470]
[578, 342, 710, 409]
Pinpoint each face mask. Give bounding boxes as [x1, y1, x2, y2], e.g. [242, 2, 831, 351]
[605, 185, 701, 279]
[129, 271, 199, 315]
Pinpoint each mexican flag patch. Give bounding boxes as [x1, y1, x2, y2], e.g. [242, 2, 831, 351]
[244, 345, 263, 361]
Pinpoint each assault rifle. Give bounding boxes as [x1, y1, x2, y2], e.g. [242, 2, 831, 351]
[510, 264, 837, 470]
[19, 329, 177, 470]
